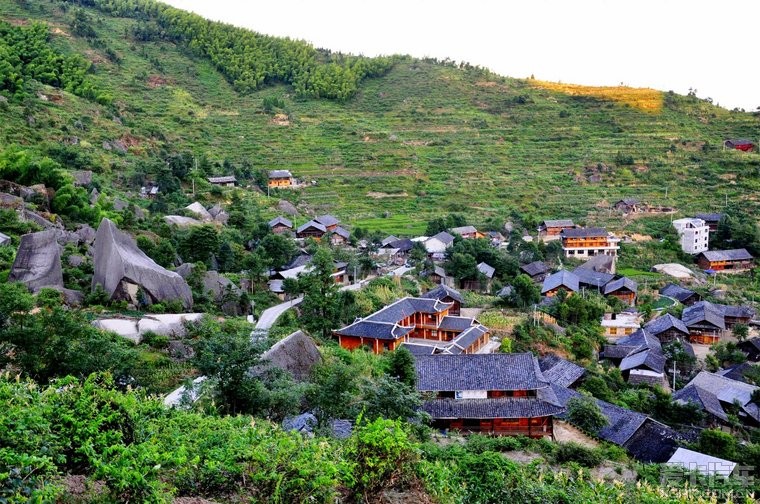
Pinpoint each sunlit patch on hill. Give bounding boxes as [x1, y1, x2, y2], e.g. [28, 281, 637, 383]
[530, 80, 663, 112]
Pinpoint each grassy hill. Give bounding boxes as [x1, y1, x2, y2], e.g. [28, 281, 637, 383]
[1, 0, 759, 236]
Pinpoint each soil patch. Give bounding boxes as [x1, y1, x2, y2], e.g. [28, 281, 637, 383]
[367, 191, 408, 199]
[553, 421, 599, 448]
[271, 113, 290, 126]
[147, 75, 172, 88]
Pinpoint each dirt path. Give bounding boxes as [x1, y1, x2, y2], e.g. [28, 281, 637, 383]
[552, 421, 599, 448]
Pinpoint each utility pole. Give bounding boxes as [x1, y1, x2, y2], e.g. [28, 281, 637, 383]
[672, 358, 676, 391]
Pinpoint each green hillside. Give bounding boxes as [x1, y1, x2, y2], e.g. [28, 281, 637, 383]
[1, 0, 759, 235]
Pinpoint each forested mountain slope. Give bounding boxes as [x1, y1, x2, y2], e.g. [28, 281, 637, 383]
[1, 0, 759, 235]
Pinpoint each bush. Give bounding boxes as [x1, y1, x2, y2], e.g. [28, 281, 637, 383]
[142, 331, 169, 349]
[552, 442, 603, 467]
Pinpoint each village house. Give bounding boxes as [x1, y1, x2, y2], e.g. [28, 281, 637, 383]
[140, 185, 159, 199]
[723, 138, 756, 152]
[267, 170, 294, 188]
[603, 277, 638, 306]
[207, 175, 237, 187]
[538, 354, 586, 389]
[450, 225, 483, 240]
[560, 227, 620, 261]
[659, 283, 701, 306]
[424, 231, 455, 260]
[716, 363, 755, 383]
[644, 313, 691, 344]
[462, 262, 495, 292]
[572, 267, 614, 292]
[329, 226, 350, 246]
[601, 329, 666, 386]
[541, 270, 580, 297]
[601, 312, 641, 339]
[383, 238, 414, 257]
[696, 249, 754, 273]
[333, 297, 490, 354]
[576, 253, 616, 274]
[694, 213, 723, 232]
[672, 218, 709, 254]
[673, 371, 760, 427]
[538, 219, 576, 241]
[422, 284, 463, 316]
[268, 216, 293, 234]
[296, 220, 327, 239]
[666, 448, 737, 479]
[520, 261, 549, 283]
[681, 301, 726, 344]
[613, 198, 645, 214]
[426, 265, 452, 287]
[486, 230, 506, 248]
[315, 214, 340, 231]
[739, 338, 760, 362]
[415, 353, 564, 437]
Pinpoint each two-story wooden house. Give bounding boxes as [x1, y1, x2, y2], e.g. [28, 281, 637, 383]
[415, 353, 564, 437]
[268, 216, 293, 234]
[696, 249, 754, 273]
[296, 220, 327, 239]
[560, 227, 620, 261]
[541, 270, 579, 297]
[538, 219, 576, 240]
[268, 170, 294, 188]
[421, 284, 464, 316]
[603, 277, 638, 306]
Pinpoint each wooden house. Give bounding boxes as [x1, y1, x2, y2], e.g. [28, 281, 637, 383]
[560, 227, 620, 260]
[538, 219, 576, 240]
[450, 225, 484, 240]
[674, 372, 760, 427]
[422, 284, 464, 316]
[603, 277, 638, 306]
[296, 220, 327, 239]
[415, 353, 563, 437]
[659, 283, 701, 306]
[697, 249, 754, 273]
[427, 265, 449, 286]
[207, 175, 237, 187]
[424, 231, 455, 259]
[329, 226, 350, 246]
[601, 329, 666, 386]
[462, 262, 495, 292]
[682, 301, 726, 344]
[718, 304, 755, 329]
[541, 270, 579, 297]
[268, 170, 294, 188]
[613, 198, 644, 214]
[314, 214, 340, 232]
[694, 213, 724, 232]
[520, 261, 549, 282]
[333, 297, 489, 354]
[738, 338, 760, 362]
[643, 314, 690, 344]
[723, 139, 755, 152]
[268, 216, 293, 234]
[601, 312, 641, 339]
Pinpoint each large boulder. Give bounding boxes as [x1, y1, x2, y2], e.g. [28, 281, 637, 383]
[202, 270, 243, 315]
[185, 202, 212, 221]
[92, 218, 193, 309]
[208, 204, 229, 225]
[256, 330, 322, 382]
[164, 215, 202, 228]
[9, 230, 64, 292]
[277, 199, 298, 216]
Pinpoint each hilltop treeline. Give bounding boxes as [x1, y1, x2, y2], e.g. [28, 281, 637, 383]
[0, 21, 105, 102]
[60, 0, 397, 99]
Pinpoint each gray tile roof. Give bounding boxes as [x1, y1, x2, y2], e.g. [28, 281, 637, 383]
[331, 226, 350, 239]
[389, 238, 414, 252]
[673, 385, 728, 422]
[381, 235, 399, 246]
[716, 363, 755, 383]
[422, 285, 463, 304]
[521, 261, 549, 277]
[268, 170, 293, 178]
[477, 262, 495, 279]
[674, 371, 760, 423]
[364, 297, 452, 324]
[450, 325, 489, 351]
[682, 301, 726, 330]
[572, 267, 614, 288]
[450, 225, 478, 235]
[207, 175, 236, 184]
[644, 314, 689, 337]
[415, 353, 549, 392]
[699, 249, 753, 262]
[604, 277, 638, 295]
[575, 254, 616, 274]
[268, 216, 293, 228]
[620, 349, 666, 374]
[623, 419, 681, 463]
[694, 213, 723, 223]
[561, 227, 609, 238]
[541, 219, 575, 228]
[296, 220, 327, 234]
[438, 316, 476, 332]
[431, 231, 455, 245]
[541, 270, 580, 294]
[334, 320, 415, 340]
[659, 283, 698, 303]
[315, 214, 340, 227]
[717, 304, 756, 319]
[538, 354, 586, 388]
[422, 397, 564, 419]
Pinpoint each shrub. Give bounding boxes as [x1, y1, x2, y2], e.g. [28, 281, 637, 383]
[142, 331, 169, 349]
[566, 394, 608, 434]
[552, 442, 603, 467]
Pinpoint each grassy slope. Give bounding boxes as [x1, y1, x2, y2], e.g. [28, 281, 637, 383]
[2, 0, 759, 235]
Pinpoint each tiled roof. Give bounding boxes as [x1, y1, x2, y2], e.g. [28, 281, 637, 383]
[644, 313, 690, 337]
[572, 267, 614, 288]
[699, 249, 753, 262]
[674, 371, 760, 423]
[521, 261, 549, 277]
[659, 283, 698, 303]
[415, 353, 549, 392]
[331, 226, 350, 239]
[717, 304, 756, 319]
[673, 384, 728, 422]
[268, 216, 293, 228]
[296, 220, 327, 234]
[430, 231, 455, 245]
[450, 325, 489, 351]
[716, 362, 755, 383]
[364, 297, 452, 324]
[538, 354, 586, 388]
[438, 315, 476, 332]
[477, 262, 495, 279]
[624, 419, 681, 463]
[207, 175, 236, 184]
[541, 270, 580, 294]
[268, 170, 293, 178]
[575, 253, 616, 274]
[422, 397, 565, 419]
[315, 214, 340, 227]
[334, 320, 415, 340]
[616, 198, 640, 206]
[620, 349, 665, 373]
[450, 225, 478, 235]
[694, 213, 723, 223]
[604, 277, 638, 295]
[682, 301, 726, 330]
[422, 285, 464, 304]
[667, 448, 737, 477]
[541, 219, 575, 228]
[561, 227, 608, 238]
[381, 235, 399, 246]
[389, 238, 414, 252]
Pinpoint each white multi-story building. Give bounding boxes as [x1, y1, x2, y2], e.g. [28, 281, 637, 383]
[672, 218, 709, 254]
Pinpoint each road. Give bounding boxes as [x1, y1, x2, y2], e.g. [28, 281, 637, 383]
[255, 296, 303, 330]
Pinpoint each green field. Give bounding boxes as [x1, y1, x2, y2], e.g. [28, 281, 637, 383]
[1, 0, 759, 236]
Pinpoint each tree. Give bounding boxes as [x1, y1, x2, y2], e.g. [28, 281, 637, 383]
[358, 376, 421, 421]
[385, 346, 416, 387]
[511, 274, 540, 308]
[565, 394, 608, 434]
[698, 429, 737, 460]
[179, 225, 219, 265]
[733, 323, 749, 341]
[297, 248, 342, 339]
[445, 252, 478, 283]
[259, 233, 297, 270]
[307, 359, 359, 427]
